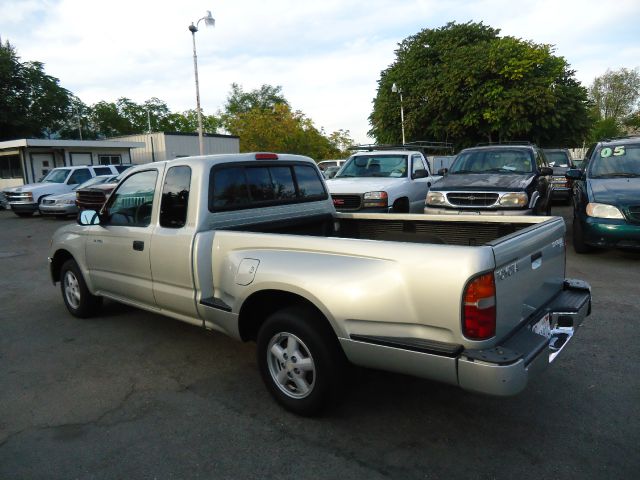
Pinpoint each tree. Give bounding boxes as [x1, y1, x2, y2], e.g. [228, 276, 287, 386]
[589, 68, 640, 122]
[221, 84, 352, 160]
[0, 39, 73, 140]
[368, 22, 592, 149]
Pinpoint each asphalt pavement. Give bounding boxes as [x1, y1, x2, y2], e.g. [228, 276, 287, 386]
[0, 206, 638, 479]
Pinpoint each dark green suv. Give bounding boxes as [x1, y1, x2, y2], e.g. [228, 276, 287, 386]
[567, 136, 640, 253]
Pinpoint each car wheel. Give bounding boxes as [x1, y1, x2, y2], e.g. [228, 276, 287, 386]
[572, 216, 592, 254]
[392, 198, 410, 213]
[546, 197, 552, 215]
[256, 305, 347, 416]
[60, 259, 102, 318]
[14, 212, 33, 217]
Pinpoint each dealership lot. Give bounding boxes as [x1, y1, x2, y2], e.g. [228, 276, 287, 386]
[0, 207, 638, 479]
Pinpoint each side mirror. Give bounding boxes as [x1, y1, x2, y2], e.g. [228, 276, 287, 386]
[539, 166, 554, 176]
[78, 209, 101, 226]
[565, 169, 584, 181]
[438, 168, 448, 175]
[413, 169, 428, 179]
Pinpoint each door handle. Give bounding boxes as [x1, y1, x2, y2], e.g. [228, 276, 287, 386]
[133, 240, 144, 251]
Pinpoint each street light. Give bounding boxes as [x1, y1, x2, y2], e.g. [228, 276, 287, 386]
[189, 10, 215, 156]
[391, 82, 405, 145]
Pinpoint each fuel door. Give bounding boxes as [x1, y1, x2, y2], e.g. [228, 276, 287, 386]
[235, 258, 260, 286]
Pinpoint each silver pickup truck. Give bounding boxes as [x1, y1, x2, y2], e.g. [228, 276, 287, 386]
[49, 153, 591, 415]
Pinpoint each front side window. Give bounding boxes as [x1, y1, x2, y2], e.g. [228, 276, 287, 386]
[105, 170, 158, 227]
[68, 169, 92, 185]
[160, 166, 191, 228]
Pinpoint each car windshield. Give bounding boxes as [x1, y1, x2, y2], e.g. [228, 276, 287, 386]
[335, 155, 407, 178]
[449, 149, 534, 174]
[73, 176, 113, 190]
[42, 169, 71, 183]
[590, 145, 640, 178]
[545, 151, 571, 167]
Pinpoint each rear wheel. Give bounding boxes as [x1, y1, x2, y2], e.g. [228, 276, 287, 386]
[257, 305, 347, 416]
[572, 216, 592, 254]
[60, 259, 102, 317]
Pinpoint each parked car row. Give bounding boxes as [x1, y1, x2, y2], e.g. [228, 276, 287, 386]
[1, 164, 131, 217]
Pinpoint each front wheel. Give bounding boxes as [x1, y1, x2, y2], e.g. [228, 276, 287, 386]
[257, 305, 347, 416]
[14, 211, 33, 218]
[572, 216, 593, 254]
[60, 259, 102, 317]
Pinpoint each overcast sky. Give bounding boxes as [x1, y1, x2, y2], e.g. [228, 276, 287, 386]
[1, 0, 639, 143]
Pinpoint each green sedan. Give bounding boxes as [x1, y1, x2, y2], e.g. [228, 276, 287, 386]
[567, 137, 640, 253]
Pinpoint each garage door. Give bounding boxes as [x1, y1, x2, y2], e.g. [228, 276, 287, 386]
[70, 152, 92, 166]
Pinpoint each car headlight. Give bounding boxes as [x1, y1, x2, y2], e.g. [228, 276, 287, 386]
[586, 203, 624, 219]
[499, 192, 528, 207]
[363, 191, 388, 208]
[426, 191, 446, 206]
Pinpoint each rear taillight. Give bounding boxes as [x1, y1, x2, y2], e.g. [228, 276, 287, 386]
[463, 272, 496, 340]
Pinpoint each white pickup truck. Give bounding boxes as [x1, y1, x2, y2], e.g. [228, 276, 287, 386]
[325, 148, 440, 213]
[49, 152, 591, 415]
[3, 165, 125, 217]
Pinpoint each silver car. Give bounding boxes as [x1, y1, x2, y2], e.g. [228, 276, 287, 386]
[39, 175, 118, 218]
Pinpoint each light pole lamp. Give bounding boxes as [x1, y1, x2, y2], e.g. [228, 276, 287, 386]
[391, 82, 405, 145]
[189, 10, 215, 156]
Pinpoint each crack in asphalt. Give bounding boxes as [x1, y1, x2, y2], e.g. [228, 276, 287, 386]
[0, 382, 137, 449]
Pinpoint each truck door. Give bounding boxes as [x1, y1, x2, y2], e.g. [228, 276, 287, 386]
[408, 154, 431, 212]
[85, 168, 160, 306]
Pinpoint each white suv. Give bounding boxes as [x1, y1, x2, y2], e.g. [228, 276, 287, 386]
[325, 150, 441, 213]
[3, 165, 124, 217]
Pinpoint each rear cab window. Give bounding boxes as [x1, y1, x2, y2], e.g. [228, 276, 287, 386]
[209, 162, 328, 212]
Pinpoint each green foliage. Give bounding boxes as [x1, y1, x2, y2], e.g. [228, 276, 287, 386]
[590, 118, 622, 141]
[221, 84, 353, 160]
[589, 68, 640, 121]
[369, 22, 592, 149]
[0, 39, 73, 140]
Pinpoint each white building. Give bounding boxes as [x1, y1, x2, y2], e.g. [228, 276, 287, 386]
[113, 132, 240, 164]
[0, 138, 144, 189]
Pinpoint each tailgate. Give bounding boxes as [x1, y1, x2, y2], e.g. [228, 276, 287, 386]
[489, 217, 566, 340]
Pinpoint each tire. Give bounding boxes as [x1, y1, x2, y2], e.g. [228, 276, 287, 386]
[14, 211, 33, 217]
[572, 216, 592, 254]
[392, 198, 410, 213]
[60, 259, 102, 318]
[256, 305, 347, 416]
[545, 197, 552, 215]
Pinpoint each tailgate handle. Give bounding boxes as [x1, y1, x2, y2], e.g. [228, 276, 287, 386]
[133, 240, 144, 251]
[531, 252, 542, 269]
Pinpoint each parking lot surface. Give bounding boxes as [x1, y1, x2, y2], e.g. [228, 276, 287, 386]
[1, 206, 639, 479]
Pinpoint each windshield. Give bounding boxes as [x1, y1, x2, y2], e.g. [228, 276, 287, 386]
[589, 145, 640, 178]
[42, 169, 71, 183]
[450, 149, 534, 174]
[545, 151, 571, 167]
[335, 155, 407, 178]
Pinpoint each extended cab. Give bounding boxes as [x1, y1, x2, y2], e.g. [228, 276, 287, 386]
[326, 149, 440, 213]
[3, 165, 123, 217]
[49, 153, 591, 415]
[425, 144, 554, 215]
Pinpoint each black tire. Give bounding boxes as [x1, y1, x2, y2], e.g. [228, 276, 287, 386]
[545, 197, 552, 215]
[60, 259, 102, 318]
[572, 216, 592, 254]
[256, 305, 347, 416]
[14, 211, 33, 217]
[392, 198, 410, 213]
